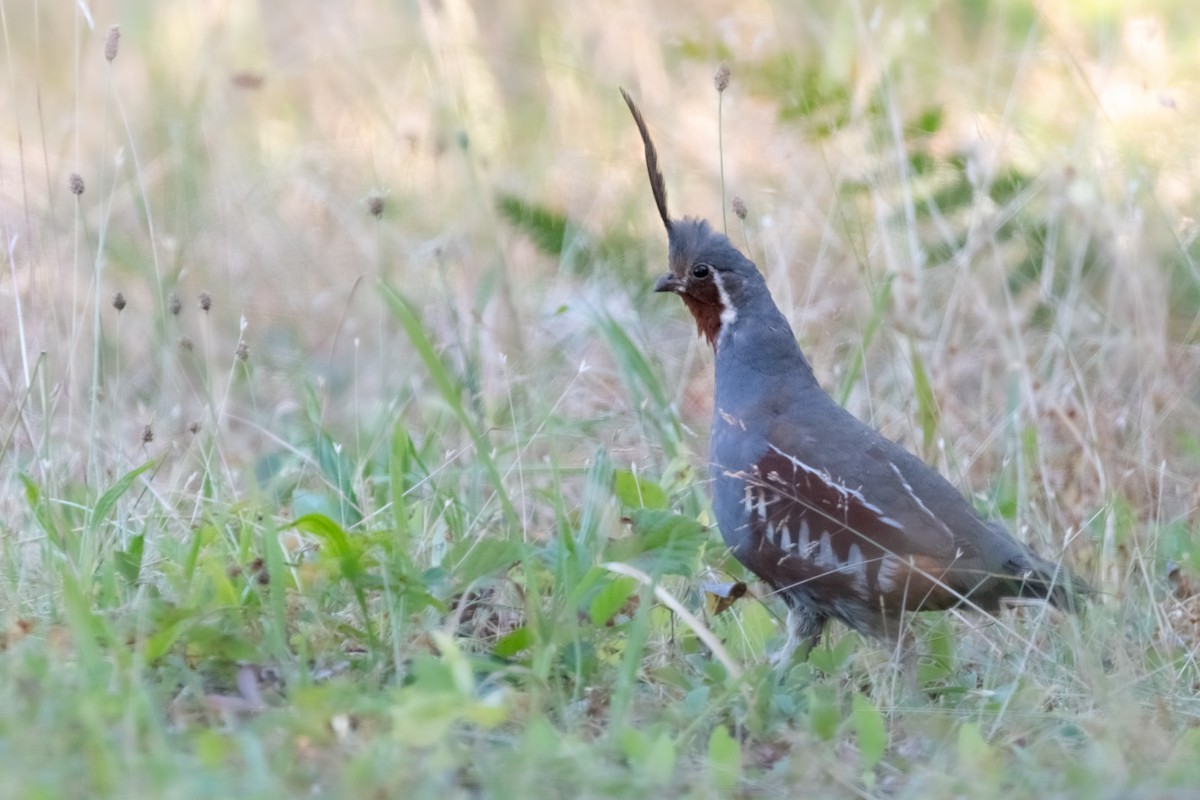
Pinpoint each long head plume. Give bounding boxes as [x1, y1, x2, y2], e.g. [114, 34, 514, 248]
[620, 88, 672, 234]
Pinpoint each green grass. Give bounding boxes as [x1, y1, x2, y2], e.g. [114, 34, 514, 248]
[3, 2, 1200, 797]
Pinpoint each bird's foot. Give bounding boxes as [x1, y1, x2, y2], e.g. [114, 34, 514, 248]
[770, 607, 822, 669]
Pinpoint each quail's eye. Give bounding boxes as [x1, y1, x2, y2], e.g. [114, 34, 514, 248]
[691, 263, 711, 279]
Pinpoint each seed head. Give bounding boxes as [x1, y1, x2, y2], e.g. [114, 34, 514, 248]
[198, 292, 212, 312]
[142, 424, 153, 444]
[732, 195, 747, 220]
[69, 173, 85, 195]
[112, 292, 127, 312]
[169, 293, 182, 316]
[368, 194, 385, 219]
[235, 341, 249, 362]
[104, 25, 121, 62]
[714, 62, 731, 93]
[230, 72, 264, 90]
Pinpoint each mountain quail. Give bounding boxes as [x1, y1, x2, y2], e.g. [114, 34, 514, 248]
[620, 88, 1083, 655]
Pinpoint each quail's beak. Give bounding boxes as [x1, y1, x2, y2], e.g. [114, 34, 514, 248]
[654, 273, 683, 293]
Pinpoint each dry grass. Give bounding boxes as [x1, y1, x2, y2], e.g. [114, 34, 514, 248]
[2, 1, 1200, 797]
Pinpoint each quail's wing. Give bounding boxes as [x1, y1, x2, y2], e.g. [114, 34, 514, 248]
[737, 392, 1002, 611]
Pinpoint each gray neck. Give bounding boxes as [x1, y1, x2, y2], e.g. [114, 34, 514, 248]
[713, 290, 818, 408]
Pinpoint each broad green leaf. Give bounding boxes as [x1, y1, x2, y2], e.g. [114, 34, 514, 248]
[192, 729, 232, 769]
[446, 537, 526, 588]
[202, 559, 241, 607]
[493, 626, 532, 658]
[19, 473, 57, 544]
[588, 576, 637, 627]
[707, 724, 741, 795]
[115, 533, 145, 585]
[292, 513, 376, 646]
[619, 728, 676, 786]
[852, 692, 887, 771]
[643, 731, 677, 785]
[957, 722, 993, 772]
[292, 513, 355, 558]
[89, 460, 155, 534]
[463, 696, 507, 729]
[808, 685, 839, 741]
[612, 469, 668, 510]
[605, 509, 707, 577]
[914, 105, 944, 135]
[144, 615, 190, 662]
[390, 691, 462, 747]
[495, 193, 576, 259]
[918, 617, 956, 686]
[430, 631, 476, 696]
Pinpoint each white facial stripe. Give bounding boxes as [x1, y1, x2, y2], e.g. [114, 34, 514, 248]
[711, 270, 737, 334]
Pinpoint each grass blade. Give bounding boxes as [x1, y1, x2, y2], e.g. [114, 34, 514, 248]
[380, 283, 519, 533]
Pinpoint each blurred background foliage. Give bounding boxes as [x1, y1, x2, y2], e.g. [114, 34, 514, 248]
[3, 0, 1200, 796]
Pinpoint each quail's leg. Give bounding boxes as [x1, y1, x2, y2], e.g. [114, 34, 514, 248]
[772, 602, 826, 666]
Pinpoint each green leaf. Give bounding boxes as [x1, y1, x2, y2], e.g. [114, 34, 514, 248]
[59, 571, 108, 667]
[957, 722, 993, 772]
[115, 533, 145, 585]
[19, 473, 57, 545]
[605, 509, 707, 577]
[446, 537, 526, 587]
[619, 728, 677, 786]
[89, 460, 155, 534]
[588, 576, 637, 626]
[202, 558, 242, 607]
[808, 685, 839, 741]
[612, 469, 668, 510]
[144, 613, 190, 662]
[913, 106, 944, 135]
[293, 513, 357, 562]
[643, 731, 677, 786]
[493, 626, 533, 658]
[390, 690, 461, 747]
[852, 692, 887, 771]
[291, 513, 376, 645]
[707, 724, 741, 795]
[988, 165, 1033, 205]
[182, 523, 214, 586]
[808, 632, 856, 673]
[918, 617, 956, 686]
[495, 193, 576, 259]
